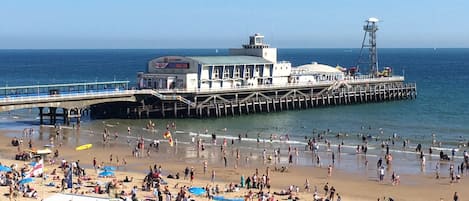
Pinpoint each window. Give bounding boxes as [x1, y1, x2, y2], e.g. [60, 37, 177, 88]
[224, 66, 231, 78]
[214, 67, 220, 79]
[245, 66, 251, 78]
[235, 66, 241, 78]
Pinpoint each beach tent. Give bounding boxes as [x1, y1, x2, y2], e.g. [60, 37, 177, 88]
[44, 193, 110, 201]
[213, 195, 244, 201]
[188, 187, 206, 196]
[103, 166, 116, 171]
[98, 171, 115, 177]
[0, 165, 12, 172]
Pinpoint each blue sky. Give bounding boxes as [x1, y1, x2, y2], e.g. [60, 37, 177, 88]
[1, 0, 468, 48]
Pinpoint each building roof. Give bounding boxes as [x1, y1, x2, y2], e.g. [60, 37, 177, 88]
[188, 56, 272, 65]
[293, 62, 342, 74]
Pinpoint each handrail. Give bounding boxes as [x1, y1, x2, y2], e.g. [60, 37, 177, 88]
[0, 76, 410, 106]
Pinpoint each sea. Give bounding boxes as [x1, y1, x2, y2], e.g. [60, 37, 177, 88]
[0, 48, 468, 175]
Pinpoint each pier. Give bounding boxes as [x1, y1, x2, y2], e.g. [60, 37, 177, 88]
[0, 77, 416, 124]
[112, 76, 417, 119]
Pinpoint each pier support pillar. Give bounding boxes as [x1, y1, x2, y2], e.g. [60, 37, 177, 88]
[63, 108, 69, 126]
[76, 108, 81, 126]
[252, 100, 256, 113]
[272, 98, 277, 112]
[49, 107, 57, 125]
[230, 102, 235, 117]
[39, 107, 44, 125]
[161, 102, 165, 118]
[279, 98, 283, 111]
[174, 102, 177, 118]
[246, 102, 249, 114]
[224, 103, 227, 117]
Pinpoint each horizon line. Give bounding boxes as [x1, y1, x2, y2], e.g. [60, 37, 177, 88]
[0, 47, 468, 50]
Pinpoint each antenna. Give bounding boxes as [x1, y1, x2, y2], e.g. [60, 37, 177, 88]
[357, 17, 380, 77]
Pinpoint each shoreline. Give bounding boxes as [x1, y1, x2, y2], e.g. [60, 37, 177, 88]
[0, 123, 467, 200]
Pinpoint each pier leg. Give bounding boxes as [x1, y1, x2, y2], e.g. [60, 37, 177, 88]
[272, 98, 277, 112]
[252, 100, 256, 113]
[49, 107, 56, 125]
[76, 109, 81, 126]
[63, 108, 69, 125]
[161, 102, 165, 118]
[224, 103, 227, 117]
[278, 98, 282, 111]
[39, 107, 44, 125]
[230, 102, 234, 117]
[174, 102, 177, 118]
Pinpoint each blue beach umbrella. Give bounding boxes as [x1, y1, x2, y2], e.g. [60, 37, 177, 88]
[213, 196, 244, 201]
[18, 177, 34, 185]
[103, 166, 116, 171]
[0, 165, 12, 172]
[99, 171, 115, 177]
[188, 187, 206, 196]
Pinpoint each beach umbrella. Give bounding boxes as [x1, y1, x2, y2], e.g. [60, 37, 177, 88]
[99, 171, 115, 177]
[103, 166, 116, 171]
[18, 177, 34, 185]
[0, 165, 11, 172]
[188, 187, 206, 196]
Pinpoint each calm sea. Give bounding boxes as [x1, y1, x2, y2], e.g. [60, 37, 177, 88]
[0, 48, 468, 149]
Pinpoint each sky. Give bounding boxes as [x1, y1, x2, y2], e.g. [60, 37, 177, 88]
[0, 0, 468, 49]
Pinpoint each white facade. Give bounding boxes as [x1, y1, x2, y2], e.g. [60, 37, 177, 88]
[138, 34, 293, 91]
[290, 62, 345, 84]
[229, 34, 278, 63]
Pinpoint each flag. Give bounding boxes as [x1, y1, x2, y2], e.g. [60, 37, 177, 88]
[25, 159, 43, 178]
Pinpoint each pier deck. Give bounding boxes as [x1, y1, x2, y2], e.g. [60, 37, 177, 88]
[106, 76, 417, 119]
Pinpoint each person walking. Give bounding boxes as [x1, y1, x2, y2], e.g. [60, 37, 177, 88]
[211, 170, 216, 183]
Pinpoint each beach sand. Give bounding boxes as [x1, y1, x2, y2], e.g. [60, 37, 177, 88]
[0, 126, 467, 201]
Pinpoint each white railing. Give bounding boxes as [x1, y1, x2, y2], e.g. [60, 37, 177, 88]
[153, 76, 405, 94]
[0, 76, 407, 105]
[0, 89, 138, 104]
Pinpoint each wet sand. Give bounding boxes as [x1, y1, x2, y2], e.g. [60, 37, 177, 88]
[0, 125, 467, 201]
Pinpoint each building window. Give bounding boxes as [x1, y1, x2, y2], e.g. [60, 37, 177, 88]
[245, 66, 251, 78]
[235, 66, 241, 78]
[224, 66, 231, 78]
[214, 67, 220, 79]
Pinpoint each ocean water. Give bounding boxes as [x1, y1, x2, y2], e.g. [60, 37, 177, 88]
[0, 48, 468, 168]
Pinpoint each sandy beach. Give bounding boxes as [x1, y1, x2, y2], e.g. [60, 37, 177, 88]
[0, 125, 467, 201]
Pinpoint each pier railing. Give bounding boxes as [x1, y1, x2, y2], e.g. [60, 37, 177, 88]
[0, 89, 137, 103]
[0, 76, 407, 105]
[155, 76, 405, 94]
